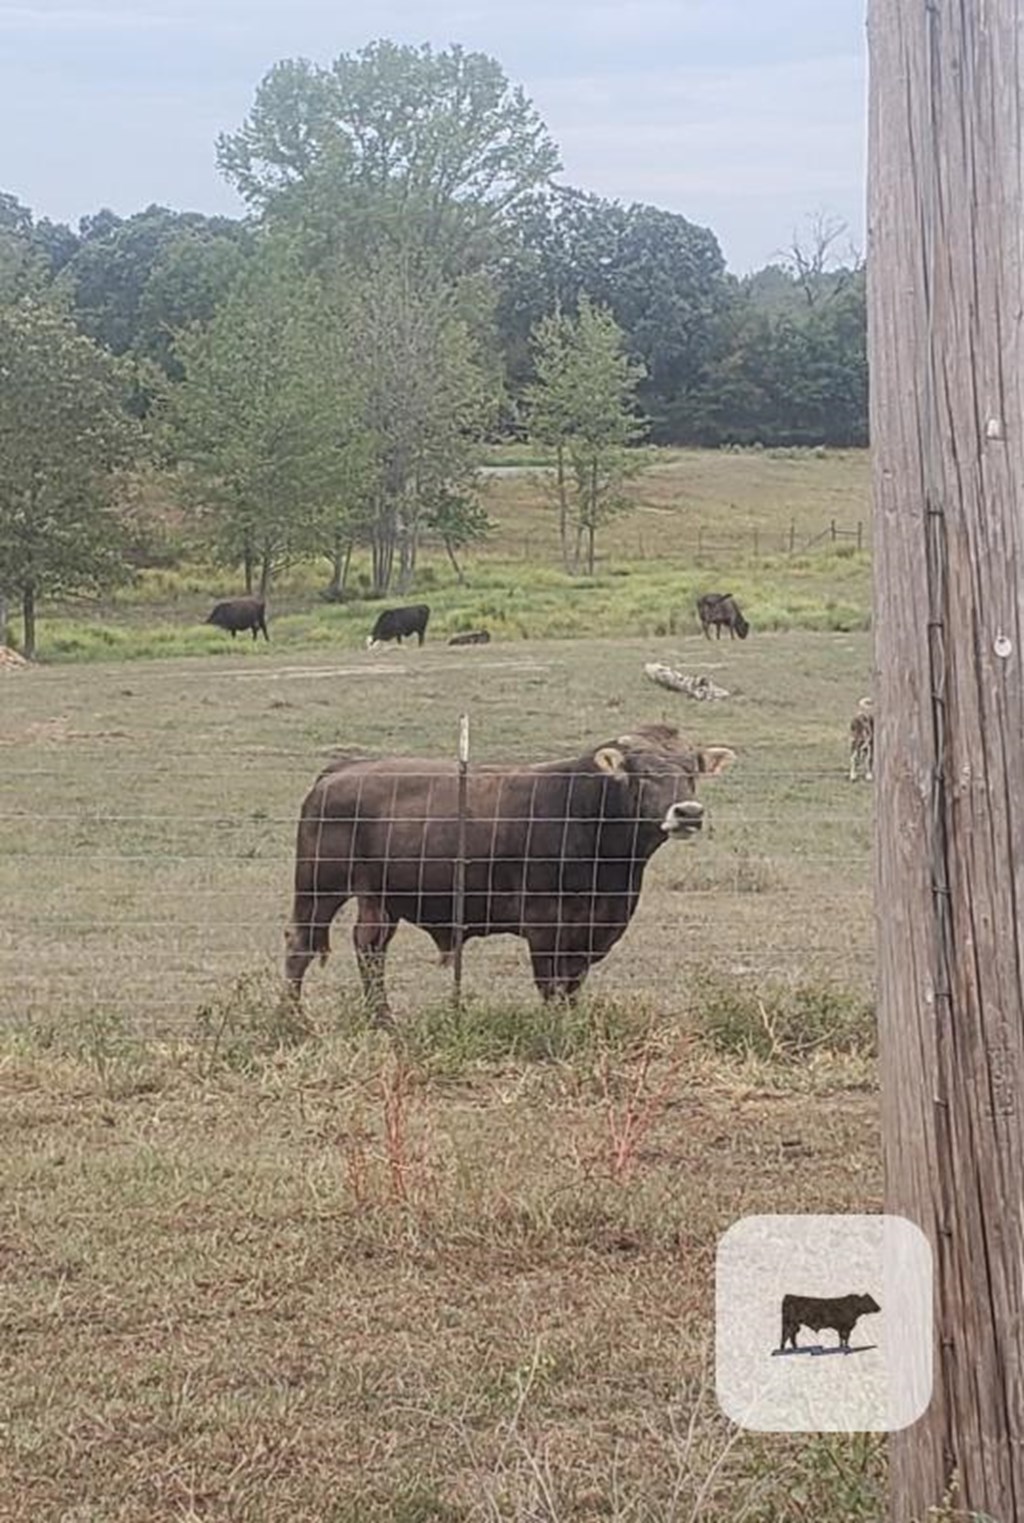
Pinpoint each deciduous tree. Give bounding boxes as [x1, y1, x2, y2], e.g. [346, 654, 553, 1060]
[0, 301, 137, 656]
[165, 239, 348, 594]
[525, 297, 647, 575]
[217, 40, 559, 276]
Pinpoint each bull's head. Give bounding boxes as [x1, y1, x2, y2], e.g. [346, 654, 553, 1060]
[593, 724, 735, 839]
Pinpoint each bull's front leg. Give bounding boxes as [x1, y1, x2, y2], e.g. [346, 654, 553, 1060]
[353, 901, 397, 1029]
[528, 943, 591, 1003]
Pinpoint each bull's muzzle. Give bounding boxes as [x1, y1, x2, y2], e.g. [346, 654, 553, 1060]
[662, 799, 704, 837]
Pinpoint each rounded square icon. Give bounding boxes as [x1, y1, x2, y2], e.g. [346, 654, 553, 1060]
[715, 1214, 932, 1432]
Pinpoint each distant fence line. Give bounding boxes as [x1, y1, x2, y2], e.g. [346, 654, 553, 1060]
[516, 519, 869, 564]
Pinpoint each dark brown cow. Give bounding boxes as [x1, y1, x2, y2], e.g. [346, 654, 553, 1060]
[366, 603, 430, 649]
[284, 724, 735, 1024]
[849, 697, 874, 782]
[448, 629, 491, 646]
[779, 1292, 880, 1351]
[205, 595, 268, 641]
[697, 592, 749, 640]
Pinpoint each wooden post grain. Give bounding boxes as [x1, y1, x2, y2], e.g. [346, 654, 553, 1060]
[869, 0, 1024, 1515]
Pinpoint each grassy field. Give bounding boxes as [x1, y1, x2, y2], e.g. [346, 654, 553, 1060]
[0, 619, 886, 1520]
[24, 447, 872, 662]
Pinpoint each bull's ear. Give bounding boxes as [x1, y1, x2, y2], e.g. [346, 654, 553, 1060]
[594, 745, 627, 776]
[699, 746, 736, 777]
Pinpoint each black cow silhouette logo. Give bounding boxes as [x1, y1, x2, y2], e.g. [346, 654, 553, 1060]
[776, 1292, 880, 1355]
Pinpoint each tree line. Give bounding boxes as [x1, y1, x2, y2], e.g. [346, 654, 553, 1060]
[0, 39, 867, 655]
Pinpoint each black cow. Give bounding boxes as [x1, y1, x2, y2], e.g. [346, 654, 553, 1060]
[779, 1292, 880, 1351]
[366, 603, 430, 649]
[284, 724, 735, 1025]
[205, 596, 269, 641]
[448, 629, 491, 646]
[697, 592, 749, 641]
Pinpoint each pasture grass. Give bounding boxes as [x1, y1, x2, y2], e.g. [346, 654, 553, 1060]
[1, 627, 882, 1519]
[20, 447, 871, 663]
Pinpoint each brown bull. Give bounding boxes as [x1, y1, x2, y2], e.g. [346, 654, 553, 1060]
[284, 724, 735, 1024]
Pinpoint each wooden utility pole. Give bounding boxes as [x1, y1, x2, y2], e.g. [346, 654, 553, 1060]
[869, 1, 1024, 1518]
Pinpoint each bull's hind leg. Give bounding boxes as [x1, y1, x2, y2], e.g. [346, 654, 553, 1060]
[284, 892, 348, 1001]
[353, 901, 398, 1028]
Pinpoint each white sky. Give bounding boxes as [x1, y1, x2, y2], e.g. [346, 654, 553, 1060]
[0, 0, 867, 273]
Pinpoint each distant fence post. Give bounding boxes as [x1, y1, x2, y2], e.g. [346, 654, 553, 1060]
[788, 520, 796, 554]
[752, 528, 759, 561]
[830, 517, 837, 542]
[452, 714, 470, 1010]
[857, 520, 864, 553]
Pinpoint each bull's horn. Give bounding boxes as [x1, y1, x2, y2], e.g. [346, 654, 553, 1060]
[699, 746, 736, 776]
[594, 745, 627, 776]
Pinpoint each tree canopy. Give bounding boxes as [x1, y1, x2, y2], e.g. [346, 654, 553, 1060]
[217, 40, 560, 275]
[0, 300, 138, 655]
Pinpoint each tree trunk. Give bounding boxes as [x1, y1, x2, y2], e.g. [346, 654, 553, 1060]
[443, 537, 465, 585]
[572, 520, 584, 576]
[371, 502, 395, 596]
[869, 0, 1024, 1516]
[586, 523, 596, 577]
[21, 584, 36, 660]
[0, 590, 8, 647]
[258, 551, 272, 599]
[396, 520, 418, 595]
[556, 442, 572, 573]
[324, 532, 353, 601]
[242, 537, 255, 596]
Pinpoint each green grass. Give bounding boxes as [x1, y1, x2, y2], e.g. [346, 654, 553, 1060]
[28, 549, 870, 663]
[0, 454, 885, 1519]
[8, 446, 872, 663]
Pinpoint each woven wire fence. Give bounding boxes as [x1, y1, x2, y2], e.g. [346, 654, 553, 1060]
[0, 709, 875, 1043]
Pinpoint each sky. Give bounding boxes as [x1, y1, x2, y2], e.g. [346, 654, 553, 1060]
[0, 0, 867, 275]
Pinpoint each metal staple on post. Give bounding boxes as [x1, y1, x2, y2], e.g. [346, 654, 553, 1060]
[452, 713, 470, 1010]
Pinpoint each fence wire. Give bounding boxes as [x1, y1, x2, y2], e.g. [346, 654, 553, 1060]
[0, 721, 875, 1038]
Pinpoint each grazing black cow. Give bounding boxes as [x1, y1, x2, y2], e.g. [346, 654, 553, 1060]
[366, 603, 430, 649]
[284, 723, 735, 1025]
[849, 697, 874, 782]
[448, 629, 491, 646]
[779, 1292, 880, 1351]
[697, 592, 749, 641]
[205, 596, 268, 641]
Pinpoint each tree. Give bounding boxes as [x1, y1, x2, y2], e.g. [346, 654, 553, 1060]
[217, 40, 560, 275]
[59, 205, 251, 382]
[421, 488, 493, 583]
[336, 253, 498, 595]
[526, 298, 647, 575]
[0, 301, 137, 657]
[0, 193, 49, 304]
[777, 210, 862, 309]
[496, 188, 728, 437]
[165, 239, 349, 594]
